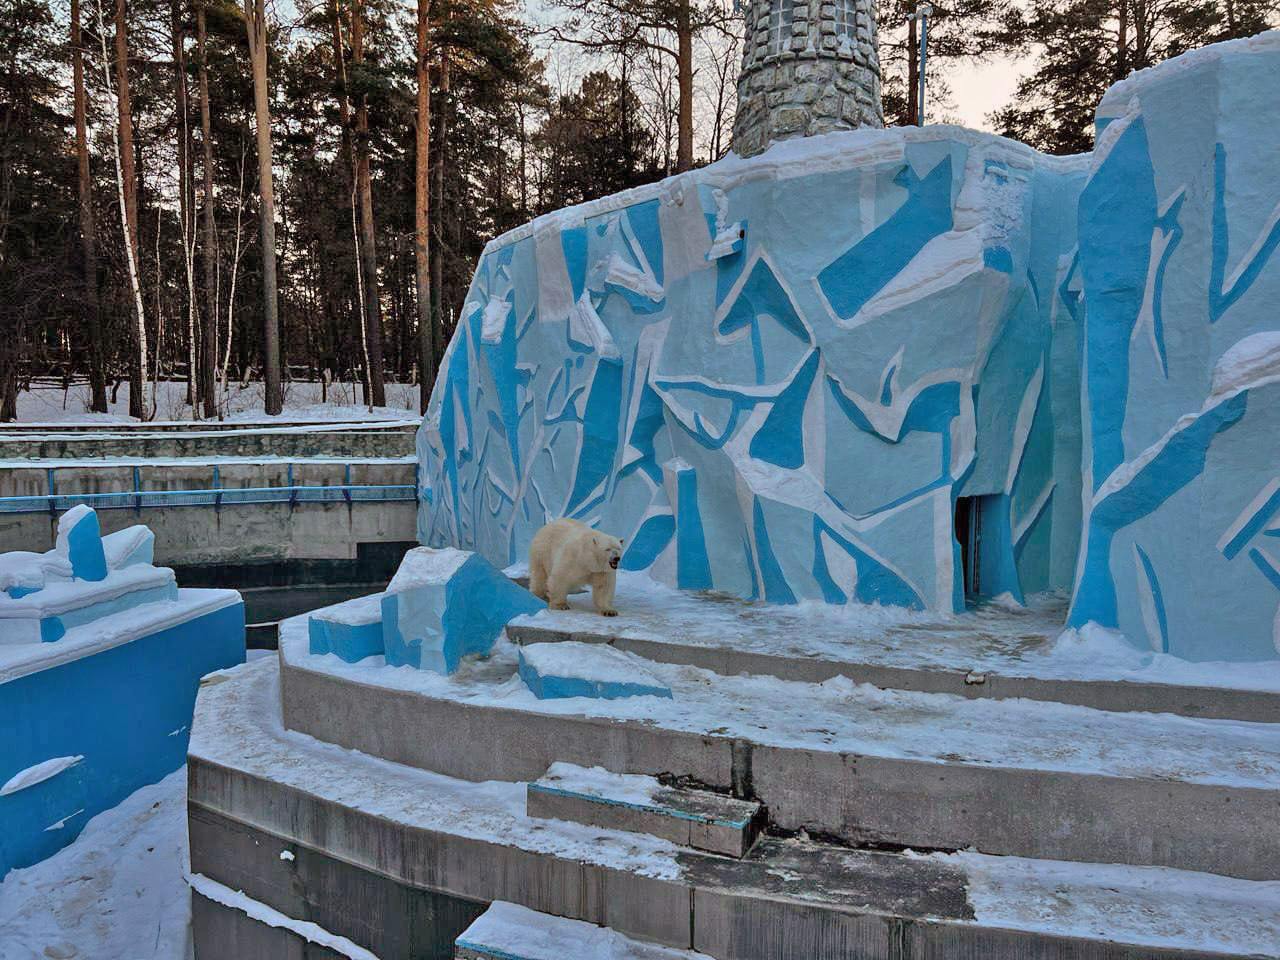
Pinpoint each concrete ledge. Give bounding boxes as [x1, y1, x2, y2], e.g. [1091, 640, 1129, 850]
[191, 662, 1280, 960]
[507, 621, 1280, 723]
[280, 655, 1280, 880]
[527, 771, 764, 858]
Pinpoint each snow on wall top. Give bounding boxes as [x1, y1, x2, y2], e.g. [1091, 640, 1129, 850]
[481, 125, 1089, 258]
[1099, 29, 1280, 116]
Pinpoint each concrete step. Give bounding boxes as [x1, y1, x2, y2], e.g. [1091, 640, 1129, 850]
[527, 762, 764, 858]
[506, 572, 1280, 723]
[277, 615, 1280, 880]
[187, 660, 1280, 960]
[455, 902, 715, 960]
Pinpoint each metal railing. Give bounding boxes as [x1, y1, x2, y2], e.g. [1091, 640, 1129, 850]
[0, 464, 419, 515]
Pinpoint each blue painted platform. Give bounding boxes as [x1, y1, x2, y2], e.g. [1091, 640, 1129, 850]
[0, 591, 243, 877]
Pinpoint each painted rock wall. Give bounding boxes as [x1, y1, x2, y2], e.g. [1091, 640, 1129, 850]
[418, 128, 1087, 612]
[1068, 32, 1280, 660]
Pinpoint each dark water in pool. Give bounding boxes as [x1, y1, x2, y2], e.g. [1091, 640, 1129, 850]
[240, 583, 385, 649]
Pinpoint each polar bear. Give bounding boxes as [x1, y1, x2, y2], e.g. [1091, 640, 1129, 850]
[528, 518, 624, 616]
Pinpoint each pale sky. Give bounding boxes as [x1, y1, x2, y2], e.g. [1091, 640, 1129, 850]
[940, 53, 1031, 131]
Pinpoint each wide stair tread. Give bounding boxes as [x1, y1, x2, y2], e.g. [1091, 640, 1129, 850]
[506, 573, 1280, 723]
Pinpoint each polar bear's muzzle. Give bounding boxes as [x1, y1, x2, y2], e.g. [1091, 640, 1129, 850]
[609, 557, 619, 569]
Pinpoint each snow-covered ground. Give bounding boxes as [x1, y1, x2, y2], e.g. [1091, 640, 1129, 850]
[0, 769, 191, 960]
[11, 381, 421, 425]
[510, 570, 1280, 693]
[282, 617, 1280, 790]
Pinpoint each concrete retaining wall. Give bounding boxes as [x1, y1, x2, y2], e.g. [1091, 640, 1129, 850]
[0, 460, 417, 566]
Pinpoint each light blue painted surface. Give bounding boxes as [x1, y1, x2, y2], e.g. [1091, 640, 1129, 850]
[1070, 34, 1280, 660]
[0, 601, 245, 877]
[308, 610, 385, 663]
[517, 651, 673, 700]
[381, 553, 545, 674]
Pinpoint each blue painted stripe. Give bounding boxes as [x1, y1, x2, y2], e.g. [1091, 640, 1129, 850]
[1248, 548, 1280, 591]
[1221, 485, 1280, 560]
[1133, 543, 1170, 653]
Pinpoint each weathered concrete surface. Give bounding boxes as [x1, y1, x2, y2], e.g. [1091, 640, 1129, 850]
[0, 421, 416, 459]
[0, 460, 416, 565]
[281, 657, 1280, 880]
[190, 804, 485, 959]
[191, 662, 1274, 960]
[192, 893, 353, 960]
[526, 780, 764, 858]
[506, 621, 1280, 724]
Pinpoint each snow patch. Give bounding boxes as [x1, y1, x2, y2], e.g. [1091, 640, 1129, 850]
[1209, 331, 1280, 403]
[536, 762, 660, 808]
[0, 756, 83, 797]
[386, 547, 470, 593]
[481, 298, 513, 344]
[188, 873, 380, 959]
[956, 849, 1280, 957]
[457, 901, 713, 959]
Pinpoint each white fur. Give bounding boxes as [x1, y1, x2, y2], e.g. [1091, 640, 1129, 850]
[528, 519, 624, 616]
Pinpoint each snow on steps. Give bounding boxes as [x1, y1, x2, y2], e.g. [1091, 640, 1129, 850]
[527, 763, 764, 858]
[278, 613, 1280, 881]
[505, 571, 1280, 722]
[455, 901, 715, 960]
[189, 659, 1280, 960]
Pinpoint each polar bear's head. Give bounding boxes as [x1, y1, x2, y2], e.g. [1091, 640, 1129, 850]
[589, 531, 625, 572]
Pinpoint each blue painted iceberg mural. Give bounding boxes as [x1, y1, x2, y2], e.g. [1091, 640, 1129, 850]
[1069, 32, 1280, 661]
[418, 128, 1088, 615]
[420, 31, 1280, 662]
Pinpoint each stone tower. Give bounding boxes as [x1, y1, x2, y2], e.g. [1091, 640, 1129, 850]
[732, 0, 883, 158]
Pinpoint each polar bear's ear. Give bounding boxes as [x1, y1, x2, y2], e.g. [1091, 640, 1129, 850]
[618, 538, 625, 545]
[591, 534, 602, 547]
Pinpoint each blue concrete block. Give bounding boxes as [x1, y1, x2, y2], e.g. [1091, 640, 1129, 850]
[0, 597, 244, 877]
[56, 506, 108, 583]
[308, 593, 385, 663]
[517, 642, 672, 701]
[380, 549, 545, 674]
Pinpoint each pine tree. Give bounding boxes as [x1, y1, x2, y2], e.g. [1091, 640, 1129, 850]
[990, 0, 1279, 154]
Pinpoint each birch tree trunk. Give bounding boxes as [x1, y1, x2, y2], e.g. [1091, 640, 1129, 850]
[171, 0, 198, 415]
[113, 0, 147, 418]
[351, 0, 386, 407]
[73, 0, 108, 413]
[197, 0, 218, 418]
[244, 0, 283, 415]
[415, 0, 434, 412]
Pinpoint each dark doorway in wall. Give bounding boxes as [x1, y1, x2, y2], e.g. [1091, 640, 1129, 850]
[955, 496, 979, 603]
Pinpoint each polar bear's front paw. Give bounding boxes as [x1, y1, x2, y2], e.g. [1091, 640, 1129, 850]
[598, 608, 618, 617]
[549, 599, 571, 610]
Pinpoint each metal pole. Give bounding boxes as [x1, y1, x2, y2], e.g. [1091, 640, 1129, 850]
[916, 2, 933, 125]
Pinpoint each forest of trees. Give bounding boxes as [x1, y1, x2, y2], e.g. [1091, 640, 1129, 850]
[0, 0, 1274, 420]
